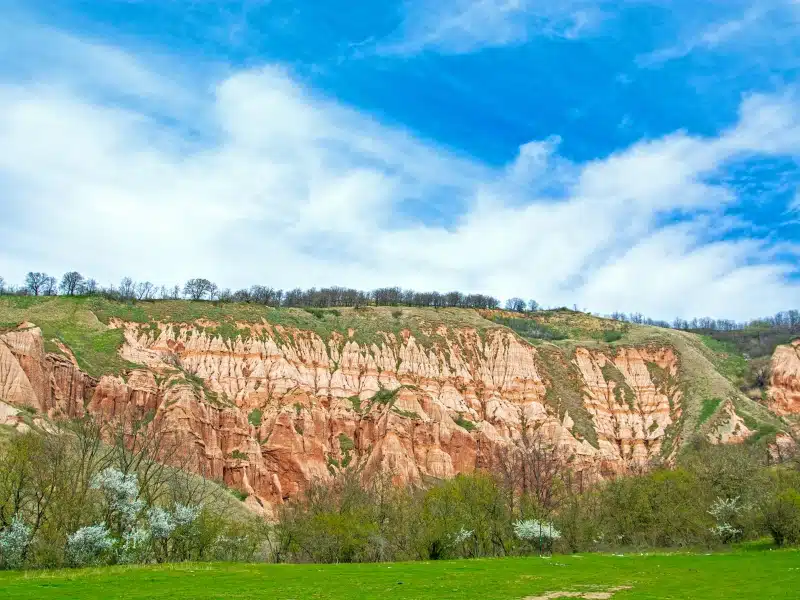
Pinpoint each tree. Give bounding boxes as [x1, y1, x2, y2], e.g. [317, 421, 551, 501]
[135, 282, 155, 301]
[83, 279, 98, 295]
[183, 279, 215, 301]
[119, 277, 135, 299]
[528, 299, 539, 312]
[0, 276, 5, 294]
[42, 276, 57, 296]
[25, 272, 48, 296]
[59, 272, 84, 296]
[505, 298, 526, 313]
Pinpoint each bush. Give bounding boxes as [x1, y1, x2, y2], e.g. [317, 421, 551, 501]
[66, 524, 114, 567]
[513, 519, 561, 554]
[0, 517, 31, 569]
[764, 489, 800, 546]
[248, 409, 263, 427]
[602, 330, 623, 343]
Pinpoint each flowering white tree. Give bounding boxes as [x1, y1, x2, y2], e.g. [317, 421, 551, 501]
[84, 467, 202, 564]
[91, 468, 145, 531]
[0, 517, 31, 569]
[708, 496, 744, 544]
[513, 519, 561, 554]
[66, 524, 115, 567]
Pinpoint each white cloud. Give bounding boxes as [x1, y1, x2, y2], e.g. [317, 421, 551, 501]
[790, 189, 800, 213]
[0, 26, 799, 320]
[637, 1, 800, 67]
[382, 0, 605, 55]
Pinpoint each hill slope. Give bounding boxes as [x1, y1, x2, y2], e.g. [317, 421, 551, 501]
[0, 296, 795, 511]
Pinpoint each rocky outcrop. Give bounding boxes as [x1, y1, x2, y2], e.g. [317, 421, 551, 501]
[707, 400, 754, 445]
[769, 340, 800, 415]
[0, 320, 753, 510]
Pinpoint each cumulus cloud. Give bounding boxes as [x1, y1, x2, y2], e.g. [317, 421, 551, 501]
[0, 26, 799, 320]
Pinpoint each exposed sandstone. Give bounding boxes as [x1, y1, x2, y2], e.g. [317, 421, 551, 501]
[769, 340, 800, 415]
[0, 321, 760, 509]
[707, 400, 754, 445]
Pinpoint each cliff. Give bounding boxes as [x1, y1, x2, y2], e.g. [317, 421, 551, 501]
[0, 297, 793, 512]
[769, 340, 800, 415]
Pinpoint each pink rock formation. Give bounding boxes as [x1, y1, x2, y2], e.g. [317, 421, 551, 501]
[0, 321, 734, 510]
[769, 340, 800, 415]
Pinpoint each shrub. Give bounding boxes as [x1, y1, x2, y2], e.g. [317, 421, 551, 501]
[514, 519, 561, 553]
[371, 388, 398, 405]
[708, 496, 744, 544]
[0, 517, 31, 569]
[148, 507, 176, 540]
[248, 409, 263, 427]
[454, 414, 476, 431]
[91, 467, 144, 529]
[119, 527, 152, 564]
[66, 524, 114, 567]
[603, 330, 623, 343]
[764, 489, 800, 546]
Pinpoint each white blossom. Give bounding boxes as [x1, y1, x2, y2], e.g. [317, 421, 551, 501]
[173, 503, 201, 527]
[0, 517, 31, 569]
[710, 523, 742, 541]
[513, 519, 562, 541]
[708, 496, 743, 521]
[450, 527, 473, 545]
[147, 507, 176, 539]
[708, 497, 745, 544]
[119, 527, 152, 564]
[91, 468, 144, 526]
[66, 524, 114, 567]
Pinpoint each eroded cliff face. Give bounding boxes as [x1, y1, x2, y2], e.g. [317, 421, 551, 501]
[0, 319, 688, 510]
[769, 340, 800, 415]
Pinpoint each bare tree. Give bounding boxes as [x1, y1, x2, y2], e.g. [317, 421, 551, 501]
[135, 281, 155, 300]
[183, 278, 216, 301]
[119, 277, 135, 299]
[59, 271, 85, 296]
[106, 412, 180, 506]
[83, 278, 98, 295]
[492, 416, 572, 516]
[0, 276, 5, 294]
[518, 423, 571, 513]
[42, 276, 57, 296]
[25, 272, 48, 296]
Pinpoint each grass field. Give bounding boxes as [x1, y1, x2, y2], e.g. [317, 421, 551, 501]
[1, 550, 798, 599]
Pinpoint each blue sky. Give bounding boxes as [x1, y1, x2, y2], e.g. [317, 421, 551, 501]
[0, 0, 798, 319]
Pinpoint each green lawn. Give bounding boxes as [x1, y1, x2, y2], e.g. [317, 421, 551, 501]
[1, 551, 798, 599]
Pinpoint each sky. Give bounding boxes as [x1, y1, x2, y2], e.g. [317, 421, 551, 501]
[0, 0, 798, 320]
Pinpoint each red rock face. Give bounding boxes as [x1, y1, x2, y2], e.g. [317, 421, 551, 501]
[0, 322, 721, 511]
[769, 340, 800, 415]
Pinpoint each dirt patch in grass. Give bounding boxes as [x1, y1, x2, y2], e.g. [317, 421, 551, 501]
[524, 586, 632, 600]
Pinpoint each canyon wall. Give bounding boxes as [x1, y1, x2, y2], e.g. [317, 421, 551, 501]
[0, 319, 690, 511]
[3, 318, 795, 512]
[769, 339, 800, 415]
